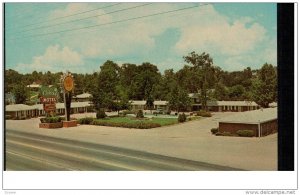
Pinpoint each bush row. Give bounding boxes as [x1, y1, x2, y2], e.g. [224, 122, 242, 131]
[213, 129, 255, 137]
[91, 120, 161, 129]
[40, 116, 63, 123]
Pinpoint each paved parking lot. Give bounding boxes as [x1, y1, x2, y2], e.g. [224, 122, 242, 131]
[5, 112, 277, 170]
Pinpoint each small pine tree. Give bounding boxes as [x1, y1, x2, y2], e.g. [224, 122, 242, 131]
[136, 110, 144, 118]
[178, 113, 186, 123]
[96, 109, 106, 119]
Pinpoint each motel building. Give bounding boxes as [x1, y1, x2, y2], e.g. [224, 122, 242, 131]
[206, 100, 260, 112]
[218, 107, 278, 137]
[5, 101, 93, 119]
[6, 104, 39, 119]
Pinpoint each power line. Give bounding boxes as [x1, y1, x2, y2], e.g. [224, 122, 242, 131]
[8, 3, 209, 41]
[5, 3, 61, 28]
[6, 3, 122, 31]
[11, 3, 152, 35]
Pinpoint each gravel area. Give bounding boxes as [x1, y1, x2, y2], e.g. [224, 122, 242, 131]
[5, 112, 277, 170]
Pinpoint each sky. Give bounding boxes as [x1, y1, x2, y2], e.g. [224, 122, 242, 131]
[4, 3, 277, 74]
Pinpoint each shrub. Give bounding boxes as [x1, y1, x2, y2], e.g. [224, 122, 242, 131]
[211, 128, 219, 134]
[136, 110, 144, 118]
[222, 132, 233, 136]
[78, 117, 94, 124]
[40, 116, 62, 123]
[96, 110, 107, 119]
[237, 130, 255, 137]
[5, 115, 12, 120]
[215, 131, 233, 136]
[40, 118, 46, 123]
[178, 113, 186, 123]
[196, 110, 212, 117]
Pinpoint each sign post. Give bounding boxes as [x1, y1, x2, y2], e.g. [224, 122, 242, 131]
[60, 71, 74, 122]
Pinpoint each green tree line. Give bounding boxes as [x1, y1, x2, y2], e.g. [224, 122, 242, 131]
[5, 52, 277, 110]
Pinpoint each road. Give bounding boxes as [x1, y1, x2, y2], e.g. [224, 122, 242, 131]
[5, 129, 241, 171]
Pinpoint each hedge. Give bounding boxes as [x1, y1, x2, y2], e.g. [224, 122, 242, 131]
[236, 130, 255, 137]
[40, 116, 63, 123]
[78, 117, 94, 124]
[215, 131, 233, 136]
[91, 120, 161, 129]
[196, 110, 212, 117]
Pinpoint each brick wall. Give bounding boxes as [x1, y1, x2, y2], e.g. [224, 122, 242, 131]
[219, 119, 277, 137]
[260, 119, 278, 136]
[219, 122, 258, 136]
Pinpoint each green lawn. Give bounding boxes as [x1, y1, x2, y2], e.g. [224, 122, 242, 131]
[94, 116, 178, 126]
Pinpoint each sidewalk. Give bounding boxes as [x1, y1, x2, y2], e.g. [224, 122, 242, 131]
[5, 112, 277, 170]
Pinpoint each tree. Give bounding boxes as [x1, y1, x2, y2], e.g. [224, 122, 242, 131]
[213, 82, 228, 100]
[251, 63, 277, 108]
[134, 62, 161, 100]
[146, 95, 154, 113]
[5, 69, 23, 93]
[168, 87, 191, 112]
[91, 60, 121, 112]
[228, 85, 245, 100]
[13, 84, 29, 104]
[183, 51, 215, 111]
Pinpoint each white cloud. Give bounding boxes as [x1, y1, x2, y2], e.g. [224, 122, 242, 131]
[15, 3, 276, 73]
[53, 3, 267, 60]
[48, 3, 112, 25]
[175, 15, 266, 55]
[16, 45, 84, 73]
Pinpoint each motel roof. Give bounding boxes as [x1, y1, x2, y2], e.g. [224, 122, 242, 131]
[154, 101, 168, 106]
[26, 84, 41, 88]
[6, 104, 37, 111]
[219, 107, 277, 124]
[17, 102, 92, 111]
[130, 100, 146, 105]
[188, 93, 200, 98]
[130, 100, 168, 106]
[75, 93, 92, 99]
[207, 100, 258, 107]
